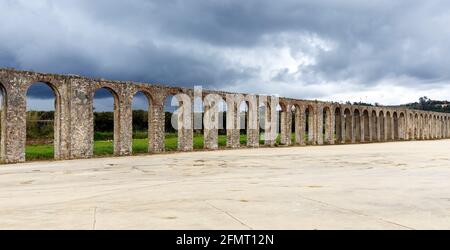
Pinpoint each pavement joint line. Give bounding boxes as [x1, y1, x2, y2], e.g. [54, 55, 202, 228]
[297, 193, 415, 230]
[206, 201, 254, 230]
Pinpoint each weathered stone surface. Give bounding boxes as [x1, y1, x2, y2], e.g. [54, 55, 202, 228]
[0, 68, 449, 164]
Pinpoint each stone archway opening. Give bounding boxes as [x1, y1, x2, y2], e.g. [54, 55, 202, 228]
[25, 82, 60, 161]
[93, 87, 119, 156]
[290, 105, 296, 144]
[131, 91, 152, 154]
[193, 95, 204, 149]
[239, 101, 248, 146]
[164, 94, 179, 151]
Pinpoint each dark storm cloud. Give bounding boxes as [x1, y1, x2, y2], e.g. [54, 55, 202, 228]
[2, 0, 450, 105]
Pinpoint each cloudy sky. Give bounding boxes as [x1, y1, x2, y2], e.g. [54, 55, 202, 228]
[2, 0, 450, 111]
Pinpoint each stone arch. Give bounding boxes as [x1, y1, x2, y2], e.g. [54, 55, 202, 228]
[131, 90, 154, 154]
[92, 86, 121, 156]
[334, 107, 342, 143]
[25, 81, 63, 160]
[379, 111, 385, 141]
[238, 100, 248, 146]
[371, 110, 378, 141]
[353, 109, 361, 142]
[344, 108, 352, 143]
[362, 109, 370, 142]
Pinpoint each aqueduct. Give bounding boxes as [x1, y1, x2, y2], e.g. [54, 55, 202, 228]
[0, 68, 449, 164]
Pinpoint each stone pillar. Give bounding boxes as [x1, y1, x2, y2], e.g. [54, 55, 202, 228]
[377, 112, 384, 142]
[351, 112, 357, 144]
[447, 117, 450, 138]
[246, 95, 259, 147]
[295, 106, 304, 145]
[360, 113, 365, 143]
[341, 112, 347, 144]
[432, 117, 436, 139]
[203, 94, 221, 150]
[279, 104, 292, 146]
[422, 116, 426, 140]
[446, 117, 449, 138]
[325, 108, 336, 144]
[176, 94, 193, 151]
[261, 96, 278, 146]
[149, 95, 165, 153]
[307, 105, 317, 145]
[68, 79, 94, 159]
[117, 88, 134, 156]
[50, 79, 70, 160]
[316, 106, 324, 145]
[226, 94, 243, 148]
[384, 115, 388, 141]
[2, 79, 27, 163]
[390, 115, 395, 140]
[400, 114, 406, 140]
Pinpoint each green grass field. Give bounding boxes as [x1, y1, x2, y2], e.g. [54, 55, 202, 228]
[24, 132, 309, 161]
[25, 133, 256, 161]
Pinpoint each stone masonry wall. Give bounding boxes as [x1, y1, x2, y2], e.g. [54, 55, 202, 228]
[0, 68, 449, 164]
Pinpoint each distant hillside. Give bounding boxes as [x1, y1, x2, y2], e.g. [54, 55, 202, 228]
[402, 97, 450, 113]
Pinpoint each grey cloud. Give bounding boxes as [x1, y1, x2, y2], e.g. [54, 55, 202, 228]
[2, 0, 450, 104]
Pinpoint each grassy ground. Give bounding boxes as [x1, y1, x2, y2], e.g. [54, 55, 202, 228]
[25, 133, 257, 161]
[25, 132, 306, 161]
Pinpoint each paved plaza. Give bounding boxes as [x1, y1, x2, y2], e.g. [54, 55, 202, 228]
[1, 140, 450, 229]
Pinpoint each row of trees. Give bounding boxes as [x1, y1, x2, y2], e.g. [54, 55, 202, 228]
[404, 96, 450, 113]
